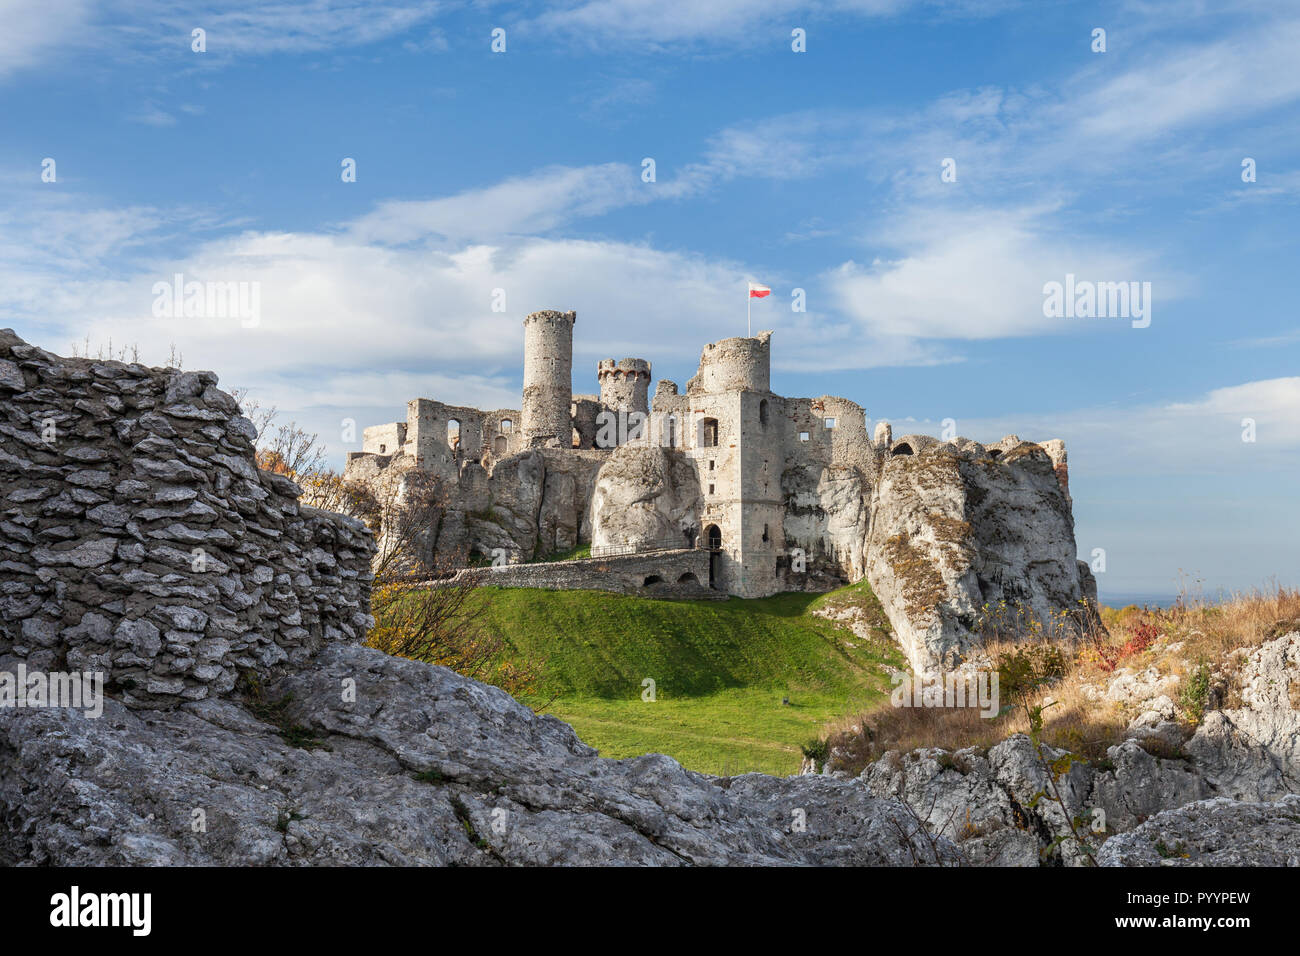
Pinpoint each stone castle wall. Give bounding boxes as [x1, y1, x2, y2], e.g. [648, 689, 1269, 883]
[454, 547, 715, 598]
[0, 330, 375, 708]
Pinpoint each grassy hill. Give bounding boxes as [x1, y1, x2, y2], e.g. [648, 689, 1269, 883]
[468, 581, 904, 776]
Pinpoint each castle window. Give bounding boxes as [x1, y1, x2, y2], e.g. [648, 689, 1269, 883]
[761, 524, 769, 543]
[379, 444, 386, 453]
[799, 431, 809, 442]
[666, 416, 677, 448]
[824, 417, 836, 429]
[709, 460, 715, 471]
[708, 484, 715, 495]
[759, 399, 769, 427]
[500, 418, 513, 434]
[701, 417, 719, 448]
[447, 419, 460, 450]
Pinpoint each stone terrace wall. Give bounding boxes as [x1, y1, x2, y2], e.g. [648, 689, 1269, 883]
[455, 548, 717, 599]
[0, 330, 375, 708]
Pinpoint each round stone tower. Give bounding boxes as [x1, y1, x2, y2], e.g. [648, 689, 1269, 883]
[521, 309, 576, 447]
[690, 330, 772, 394]
[597, 358, 651, 415]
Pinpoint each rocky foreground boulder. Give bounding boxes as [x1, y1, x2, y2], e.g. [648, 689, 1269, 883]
[852, 630, 1300, 866]
[1097, 796, 1300, 866]
[0, 645, 960, 866]
[4, 634, 1295, 866]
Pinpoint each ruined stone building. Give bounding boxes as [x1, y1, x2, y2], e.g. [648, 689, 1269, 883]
[345, 309, 1099, 674]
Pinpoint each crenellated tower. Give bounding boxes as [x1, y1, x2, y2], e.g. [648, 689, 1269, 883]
[597, 357, 651, 416]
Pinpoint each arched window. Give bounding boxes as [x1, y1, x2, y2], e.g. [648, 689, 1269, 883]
[892, 442, 914, 456]
[447, 419, 460, 450]
[666, 415, 677, 448]
[759, 399, 769, 427]
[705, 524, 722, 550]
[500, 418, 513, 434]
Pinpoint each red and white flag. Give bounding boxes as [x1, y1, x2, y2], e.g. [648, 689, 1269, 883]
[748, 282, 771, 298]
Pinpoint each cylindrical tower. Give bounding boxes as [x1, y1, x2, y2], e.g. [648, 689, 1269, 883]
[692, 331, 771, 394]
[521, 309, 576, 447]
[597, 358, 651, 415]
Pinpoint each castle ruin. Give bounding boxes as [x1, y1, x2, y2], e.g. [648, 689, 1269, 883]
[345, 309, 1099, 674]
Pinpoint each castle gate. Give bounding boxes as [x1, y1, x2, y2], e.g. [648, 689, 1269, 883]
[704, 524, 722, 589]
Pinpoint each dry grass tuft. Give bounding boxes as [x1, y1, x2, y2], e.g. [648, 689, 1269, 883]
[817, 585, 1300, 776]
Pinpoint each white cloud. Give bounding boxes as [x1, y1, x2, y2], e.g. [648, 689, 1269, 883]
[0, 0, 94, 78]
[905, 377, 1300, 479]
[826, 204, 1182, 342]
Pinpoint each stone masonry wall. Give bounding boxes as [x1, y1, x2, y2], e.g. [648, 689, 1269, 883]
[0, 330, 375, 708]
[453, 548, 715, 598]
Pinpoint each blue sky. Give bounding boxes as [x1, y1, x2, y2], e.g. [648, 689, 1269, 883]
[1, 0, 1297, 600]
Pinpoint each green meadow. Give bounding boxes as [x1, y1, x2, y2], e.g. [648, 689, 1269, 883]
[467, 581, 904, 776]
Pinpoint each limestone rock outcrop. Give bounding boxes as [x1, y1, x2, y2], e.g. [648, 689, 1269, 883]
[853, 631, 1300, 865]
[591, 445, 702, 551]
[0, 645, 958, 866]
[1097, 796, 1300, 866]
[864, 441, 1095, 674]
[1184, 631, 1300, 800]
[781, 463, 871, 585]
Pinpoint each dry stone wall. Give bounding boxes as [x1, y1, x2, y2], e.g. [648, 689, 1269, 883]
[0, 330, 375, 708]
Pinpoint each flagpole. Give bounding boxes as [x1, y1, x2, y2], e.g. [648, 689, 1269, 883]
[747, 289, 751, 337]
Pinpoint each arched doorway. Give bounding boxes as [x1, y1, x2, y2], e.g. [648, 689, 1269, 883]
[703, 523, 722, 589]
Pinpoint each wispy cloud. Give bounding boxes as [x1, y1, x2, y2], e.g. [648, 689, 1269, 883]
[522, 0, 1012, 50]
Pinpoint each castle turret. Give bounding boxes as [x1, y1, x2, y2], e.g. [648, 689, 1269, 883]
[521, 309, 575, 447]
[597, 357, 651, 415]
[688, 331, 771, 394]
